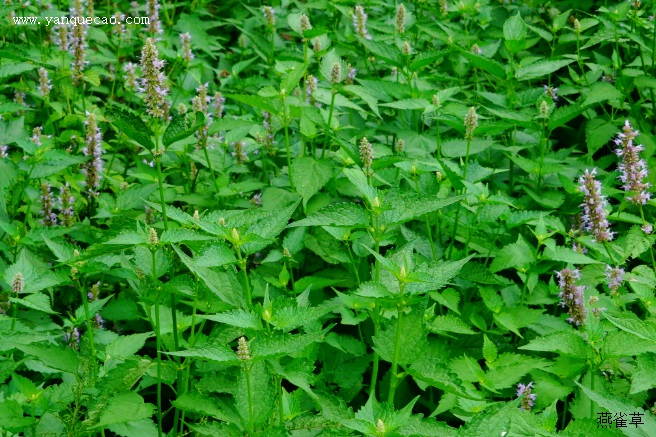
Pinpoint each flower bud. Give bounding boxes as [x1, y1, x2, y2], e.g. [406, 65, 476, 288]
[12, 272, 24, 294]
[148, 227, 159, 246]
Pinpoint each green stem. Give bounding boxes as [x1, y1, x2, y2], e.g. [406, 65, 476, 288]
[245, 365, 254, 431]
[282, 95, 294, 190]
[387, 292, 405, 406]
[321, 90, 336, 158]
[236, 248, 252, 307]
[80, 281, 97, 378]
[154, 135, 169, 230]
[152, 250, 163, 437]
[639, 205, 656, 274]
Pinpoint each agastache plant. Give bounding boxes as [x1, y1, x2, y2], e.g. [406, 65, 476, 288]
[139, 38, 170, 119]
[578, 168, 614, 242]
[192, 83, 211, 149]
[58, 183, 75, 227]
[614, 120, 651, 205]
[359, 137, 373, 176]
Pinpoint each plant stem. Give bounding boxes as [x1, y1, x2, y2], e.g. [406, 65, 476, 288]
[321, 90, 336, 158]
[152, 250, 163, 437]
[154, 134, 169, 230]
[282, 95, 294, 190]
[387, 286, 405, 406]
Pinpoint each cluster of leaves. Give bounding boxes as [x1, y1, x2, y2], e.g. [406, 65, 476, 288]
[1, 0, 656, 436]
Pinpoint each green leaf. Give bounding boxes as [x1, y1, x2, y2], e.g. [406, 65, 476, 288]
[542, 243, 602, 265]
[0, 62, 36, 79]
[381, 98, 430, 110]
[105, 333, 152, 360]
[429, 315, 476, 335]
[343, 85, 380, 117]
[489, 234, 535, 273]
[459, 50, 508, 79]
[107, 419, 158, 437]
[225, 93, 280, 115]
[583, 82, 623, 106]
[483, 335, 498, 363]
[173, 392, 234, 423]
[281, 62, 309, 94]
[586, 119, 617, 155]
[236, 361, 275, 427]
[575, 381, 656, 437]
[407, 356, 483, 400]
[515, 59, 575, 81]
[293, 157, 333, 207]
[93, 393, 155, 428]
[166, 344, 239, 364]
[441, 139, 495, 158]
[251, 330, 327, 359]
[14, 344, 79, 374]
[106, 107, 155, 150]
[518, 331, 588, 357]
[159, 229, 213, 244]
[548, 103, 585, 130]
[603, 313, 656, 342]
[162, 111, 205, 148]
[288, 202, 368, 228]
[343, 167, 377, 203]
[504, 12, 527, 53]
[374, 311, 426, 366]
[630, 352, 656, 394]
[381, 192, 462, 226]
[202, 310, 262, 330]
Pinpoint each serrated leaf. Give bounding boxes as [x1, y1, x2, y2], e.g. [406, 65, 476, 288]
[0, 62, 36, 79]
[288, 202, 368, 228]
[159, 229, 213, 244]
[105, 333, 152, 360]
[583, 82, 623, 106]
[225, 93, 280, 114]
[293, 157, 333, 207]
[586, 119, 617, 155]
[483, 335, 498, 363]
[489, 234, 535, 273]
[459, 50, 508, 79]
[515, 59, 575, 81]
[575, 381, 656, 437]
[430, 315, 476, 335]
[281, 62, 309, 94]
[250, 330, 327, 359]
[202, 310, 262, 330]
[93, 393, 155, 428]
[105, 107, 154, 150]
[162, 111, 205, 148]
[407, 356, 483, 400]
[381, 192, 462, 226]
[603, 313, 656, 343]
[519, 331, 588, 357]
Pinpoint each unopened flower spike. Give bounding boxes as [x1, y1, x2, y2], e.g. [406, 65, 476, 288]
[237, 336, 252, 361]
[396, 4, 406, 34]
[359, 137, 373, 176]
[148, 227, 159, 246]
[330, 62, 342, 84]
[464, 107, 478, 139]
[300, 13, 312, 35]
[180, 32, 194, 62]
[262, 6, 275, 27]
[12, 272, 24, 294]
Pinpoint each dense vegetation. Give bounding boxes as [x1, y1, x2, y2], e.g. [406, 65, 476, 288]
[1, 0, 656, 436]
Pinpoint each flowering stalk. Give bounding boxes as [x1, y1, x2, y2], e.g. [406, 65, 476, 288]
[58, 183, 75, 227]
[556, 268, 587, 326]
[359, 137, 373, 178]
[82, 112, 104, 198]
[70, 0, 89, 85]
[180, 32, 194, 62]
[139, 38, 170, 119]
[578, 168, 614, 243]
[353, 5, 372, 40]
[147, 0, 163, 34]
[321, 62, 341, 158]
[38, 67, 52, 98]
[614, 120, 651, 205]
[517, 382, 537, 411]
[123, 62, 137, 90]
[40, 182, 57, 227]
[396, 4, 406, 34]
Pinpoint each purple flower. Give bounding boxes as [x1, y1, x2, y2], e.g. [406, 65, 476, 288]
[123, 62, 137, 89]
[556, 268, 587, 326]
[517, 381, 536, 411]
[38, 67, 52, 97]
[1, 145, 8, 158]
[70, 0, 89, 84]
[605, 265, 624, 295]
[578, 168, 614, 242]
[40, 183, 57, 227]
[147, 0, 163, 34]
[82, 112, 104, 197]
[192, 83, 212, 149]
[251, 193, 262, 207]
[614, 120, 651, 205]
